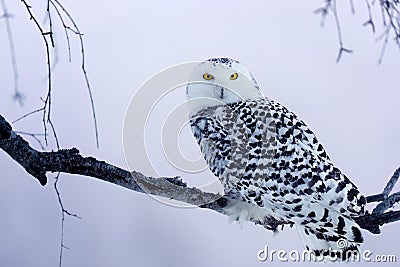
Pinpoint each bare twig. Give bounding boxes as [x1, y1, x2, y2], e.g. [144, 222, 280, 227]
[315, 0, 353, 62]
[349, 0, 356, 14]
[368, 167, 400, 215]
[382, 167, 400, 197]
[50, 0, 99, 148]
[377, 0, 400, 63]
[48, 119, 59, 149]
[45, 0, 55, 48]
[14, 131, 47, 150]
[363, 0, 376, 33]
[16, 3, 97, 264]
[1, 0, 24, 105]
[360, 167, 400, 233]
[42, 6, 60, 75]
[54, 172, 81, 267]
[332, 0, 353, 62]
[17, 0, 98, 149]
[12, 107, 45, 124]
[20, 0, 53, 145]
[315, 1, 331, 27]
[373, 192, 400, 214]
[316, 0, 400, 62]
[49, 0, 71, 61]
[366, 167, 400, 203]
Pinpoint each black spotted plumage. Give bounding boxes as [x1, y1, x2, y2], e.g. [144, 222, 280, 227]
[190, 97, 366, 256]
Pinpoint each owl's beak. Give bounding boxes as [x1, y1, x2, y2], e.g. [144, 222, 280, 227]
[214, 86, 225, 99]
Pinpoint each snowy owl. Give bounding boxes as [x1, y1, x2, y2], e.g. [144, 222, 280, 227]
[186, 58, 366, 258]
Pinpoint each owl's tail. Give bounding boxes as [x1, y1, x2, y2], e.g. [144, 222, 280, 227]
[295, 210, 363, 261]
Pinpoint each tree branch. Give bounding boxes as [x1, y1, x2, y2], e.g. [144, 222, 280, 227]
[316, 0, 400, 63]
[0, 0, 24, 105]
[0, 113, 398, 235]
[20, 0, 53, 145]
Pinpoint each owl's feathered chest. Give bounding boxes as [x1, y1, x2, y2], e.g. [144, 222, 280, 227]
[189, 98, 276, 190]
[190, 115, 231, 177]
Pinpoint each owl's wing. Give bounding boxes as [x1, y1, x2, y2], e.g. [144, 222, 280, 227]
[268, 137, 366, 255]
[266, 98, 331, 162]
[265, 97, 365, 215]
[260, 98, 366, 254]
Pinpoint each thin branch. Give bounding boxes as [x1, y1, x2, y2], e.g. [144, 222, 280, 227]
[368, 168, 400, 215]
[332, 0, 353, 62]
[315, 1, 331, 27]
[0, 113, 398, 235]
[16, 3, 98, 263]
[316, 0, 400, 62]
[12, 107, 45, 124]
[17, 0, 96, 151]
[20, 0, 52, 145]
[377, 0, 400, 63]
[48, 119, 59, 149]
[50, 0, 99, 148]
[45, 0, 55, 48]
[367, 167, 400, 203]
[373, 192, 400, 214]
[377, 23, 391, 63]
[315, 0, 353, 62]
[360, 167, 400, 233]
[54, 172, 80, 267]
[363, 0, 376, 33]
[49, 0, 71, 61]
[1, 0, 24, 105]
[42, 5, 60, 75]
[14, 131, 46, 150]
[349, 0, 356, 14]
[382, 167, 400, 197]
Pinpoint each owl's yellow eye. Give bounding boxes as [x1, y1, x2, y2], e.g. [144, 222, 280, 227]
[203, 73, 214, 80]
[230, 73, 238, 80]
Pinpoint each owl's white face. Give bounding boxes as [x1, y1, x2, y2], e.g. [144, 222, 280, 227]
[186, 58, 263, 115]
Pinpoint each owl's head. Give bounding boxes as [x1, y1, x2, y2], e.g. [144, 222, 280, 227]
[186, 58, 263, 115]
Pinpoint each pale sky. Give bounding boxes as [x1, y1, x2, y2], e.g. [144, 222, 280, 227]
[0, 1, 399, 266]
